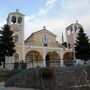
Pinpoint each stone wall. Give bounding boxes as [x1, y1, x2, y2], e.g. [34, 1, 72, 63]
[9, 66, 90, 90]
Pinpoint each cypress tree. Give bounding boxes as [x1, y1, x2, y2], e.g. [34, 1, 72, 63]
[75, 27, 90, 64]
[0, 24, 16, 67]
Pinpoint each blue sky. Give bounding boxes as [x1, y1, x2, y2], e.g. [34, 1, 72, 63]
[0, 0, 90, 42]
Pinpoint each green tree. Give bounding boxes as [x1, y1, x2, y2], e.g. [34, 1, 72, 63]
[75, 27, 90, 64]
[0, 24, 16, 67]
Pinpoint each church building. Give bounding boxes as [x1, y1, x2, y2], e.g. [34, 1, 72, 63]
[5, 10, 80, 69]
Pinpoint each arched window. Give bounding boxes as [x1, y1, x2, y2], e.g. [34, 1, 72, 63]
[67, 30, 71, 35]
[13, 35, 19, 43]
[18, 17, 22, 24]
[14, 53, 19, 62]
[42, 35, 49, 47]
[12, 16, 16, 24]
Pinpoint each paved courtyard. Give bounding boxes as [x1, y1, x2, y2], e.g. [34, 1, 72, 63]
[0, 82, 40, 90]
[0, 87, 40, 90]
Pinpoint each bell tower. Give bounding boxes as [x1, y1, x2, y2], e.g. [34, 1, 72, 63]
[7, 9, 25, 64]
[66, 21, 82, 50]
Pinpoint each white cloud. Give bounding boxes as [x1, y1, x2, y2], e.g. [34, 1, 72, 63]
[38, 9, 47, 16]
[46, 0, 57, 9]
[38, 0, 57, 17]
[24, 0, 90, 42]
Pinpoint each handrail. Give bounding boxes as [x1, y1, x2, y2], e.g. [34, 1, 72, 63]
[5, 68, 38, 87]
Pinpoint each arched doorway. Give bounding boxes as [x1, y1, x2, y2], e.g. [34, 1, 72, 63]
[63, 52, 73, 66]
[45, 54, 50, 67]
[25, 50, 43, 67]
[45, 51, 60, 67]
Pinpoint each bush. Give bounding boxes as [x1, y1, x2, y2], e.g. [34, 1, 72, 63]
[41, 67, 54, 79]
[14, 62, 19, 70]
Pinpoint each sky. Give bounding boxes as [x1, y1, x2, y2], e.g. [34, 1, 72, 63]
[0, 0, 90, 43]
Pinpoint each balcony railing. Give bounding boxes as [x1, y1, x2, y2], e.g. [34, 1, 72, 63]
[25, 41, 60, 48]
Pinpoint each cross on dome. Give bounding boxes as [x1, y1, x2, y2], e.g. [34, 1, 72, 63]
[76, 20, 78, 23]
[16, 9, 19, 12]
[43, 26, 46, 29]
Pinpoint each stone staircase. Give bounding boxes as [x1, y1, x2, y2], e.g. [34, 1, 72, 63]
[5, 66, 90, 90]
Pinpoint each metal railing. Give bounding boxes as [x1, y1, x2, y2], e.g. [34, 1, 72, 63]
[5, 68, 39, 87]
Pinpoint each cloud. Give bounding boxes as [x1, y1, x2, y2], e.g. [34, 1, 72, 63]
[38, 0, 57, 17]
[46, 0, 57, 9]
[24, 0, 90, 42]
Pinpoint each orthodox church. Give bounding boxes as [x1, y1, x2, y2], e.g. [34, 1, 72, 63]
[5, 10, 82, 69]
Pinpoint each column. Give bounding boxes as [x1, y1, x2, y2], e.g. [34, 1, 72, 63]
[8, 14, 12, 25]
[43, 48, 46, 67]
[60, 49, 64, 67]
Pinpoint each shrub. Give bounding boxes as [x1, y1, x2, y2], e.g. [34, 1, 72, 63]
[41, 67, 54, 79]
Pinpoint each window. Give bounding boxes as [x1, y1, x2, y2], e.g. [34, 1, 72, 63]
[75, 26, 77, 33]
[42, 35, 49, 47]
[18, 17, 22, 24]
[12, 16, 16, 24]
[14, 53, 19, 62]
[13, 35, 19, 43]
[71, 26, 73, 33]
[67, 30, 71, 35]
[68, 43, 71, 48]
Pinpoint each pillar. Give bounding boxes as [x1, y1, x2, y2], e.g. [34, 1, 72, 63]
[43, 48, 46, 67]
[60, 49, 64, 67]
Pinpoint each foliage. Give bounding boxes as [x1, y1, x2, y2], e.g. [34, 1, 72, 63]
[0, 24, 16, 67]
[75, 27, 90, 63]
[42, 67, 54, 79]
[0, 68, 10, 75]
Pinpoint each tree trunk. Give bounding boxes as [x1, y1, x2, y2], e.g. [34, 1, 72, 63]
[84, 60, 86, 64]
[3, 56, 5, 68]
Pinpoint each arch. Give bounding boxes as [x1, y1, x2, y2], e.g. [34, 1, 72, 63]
[45, 51, 60, 67]
[46, 51, 60, 60]
[11, 16, 16, 24]
[25, 50, 43, 63]
[45, 54, 50, 67]
[18, 17, 22, 24]
[63, 52, 73, 66]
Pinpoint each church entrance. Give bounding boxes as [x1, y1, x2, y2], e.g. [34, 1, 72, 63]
[45, 51, 60, 67]
[45, 54, 50, 67]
